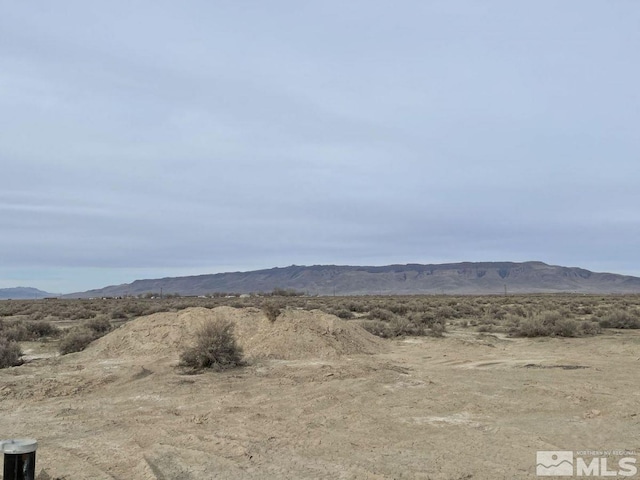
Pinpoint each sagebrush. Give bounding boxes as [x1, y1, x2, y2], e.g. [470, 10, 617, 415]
[180, 320, 244, 371]
[0, 336, 23, 368]
[58, 317, 113, 355]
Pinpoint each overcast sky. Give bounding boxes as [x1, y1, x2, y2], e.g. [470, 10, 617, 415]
[1, 1, 639, 293]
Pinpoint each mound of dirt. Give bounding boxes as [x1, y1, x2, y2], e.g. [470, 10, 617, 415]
[76, 307, 385, 362]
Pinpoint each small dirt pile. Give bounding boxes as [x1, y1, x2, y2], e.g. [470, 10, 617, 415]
[234, 307, 385, 359]
[76, 307, 384, 362]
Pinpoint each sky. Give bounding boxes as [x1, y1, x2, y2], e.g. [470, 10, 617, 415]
[1, 1, 639, 293]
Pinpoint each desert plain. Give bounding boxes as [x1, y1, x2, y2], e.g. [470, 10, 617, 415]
[0, 298, 639, 479]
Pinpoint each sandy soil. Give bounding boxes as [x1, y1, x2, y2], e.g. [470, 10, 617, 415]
[1, 308, 638, 479]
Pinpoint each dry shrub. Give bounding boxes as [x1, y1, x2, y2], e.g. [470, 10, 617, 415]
[326, 308, 354, 319]
[0, 319, 60, 341]
[412, 312, 446, 337]
[437, 306, 460, 319]
[344, 301, 368, 313]
[0, 321, 30, 342]
[180, 320, 244, 371]
[69, 308, 97, 320]
[453, 301, 477, 317]
[262, 303, 281, 322]
[28, 311, 46, 321]
[110, 309, 127, 319]
[388, 316, 424, 337]
[367, 308, 394, 321]
[580, 320, 602, 335]
[59, 327, 96, 355]
[599, 309, 640, 329]
[0, 336, 23, 368]
[360, 320, 393, 338]
[122, 302, 149, 317]
[486, 306, 507, 320]
[512, 311, 580, 337]
[84, 315, 112, 335]
[505, 304, 527, 317]
[361, 314, 444, 338]
[26, 320, 60, 338]
[388, 303, 409, 316]
[59, 316, 113, 355]
[428, 319, 446, 337]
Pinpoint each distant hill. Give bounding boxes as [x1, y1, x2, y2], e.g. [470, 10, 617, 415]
[65, 261, 640, 298]
[0, 287, 55, 300]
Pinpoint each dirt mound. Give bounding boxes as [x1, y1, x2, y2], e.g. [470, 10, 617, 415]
[77, 306, 385, 362]
[234, 307, 385, 359]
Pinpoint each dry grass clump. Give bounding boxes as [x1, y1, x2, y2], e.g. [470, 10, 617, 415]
[179, 320, 244, 371]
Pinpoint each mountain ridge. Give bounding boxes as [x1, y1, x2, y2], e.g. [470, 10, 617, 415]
[0, 287, 55, 300]
[64, 261, 640, 298]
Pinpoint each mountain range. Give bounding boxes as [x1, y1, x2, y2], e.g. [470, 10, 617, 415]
[63, 261, 640, 298]
[0, 287, 54, 300]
